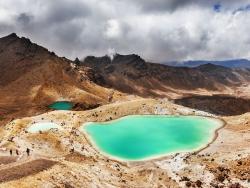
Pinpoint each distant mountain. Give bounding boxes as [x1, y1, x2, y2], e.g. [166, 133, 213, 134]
[81, 54, 250, 98]
[166, 59, 250, 68]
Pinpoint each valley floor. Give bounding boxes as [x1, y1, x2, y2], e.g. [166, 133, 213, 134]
[0, 98, 249, 188]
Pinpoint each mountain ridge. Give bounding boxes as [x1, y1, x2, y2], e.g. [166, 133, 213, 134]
[0, 33, 117, 123]
[0, 33, 250, 122]
[166, 59, 250, 68]
[81, 54, 250, 98]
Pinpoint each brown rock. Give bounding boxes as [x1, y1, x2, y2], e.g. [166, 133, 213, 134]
[185, 181, 192, 187]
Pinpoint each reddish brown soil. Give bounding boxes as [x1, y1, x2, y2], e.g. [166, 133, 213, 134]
[0, 159, 57, 183]
[0, 156, 17, 165]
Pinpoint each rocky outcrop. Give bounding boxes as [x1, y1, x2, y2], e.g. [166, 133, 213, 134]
[112, 54, 145, 64]
[84, 55, 111, 64]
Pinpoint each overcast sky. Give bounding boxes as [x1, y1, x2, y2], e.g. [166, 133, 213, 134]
[0, 0, 250, 62]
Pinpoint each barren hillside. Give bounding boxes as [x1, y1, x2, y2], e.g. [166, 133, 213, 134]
[0, 34, 122, 125]
[81, 54, 250, 98]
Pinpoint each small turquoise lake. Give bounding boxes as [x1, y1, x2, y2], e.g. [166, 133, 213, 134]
[48, 101, 73, 110]
[81, 115, 222, 161]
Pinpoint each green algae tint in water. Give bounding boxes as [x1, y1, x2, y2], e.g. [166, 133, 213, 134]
[48, 101, 73, 110]
[82, 116, 222, 161]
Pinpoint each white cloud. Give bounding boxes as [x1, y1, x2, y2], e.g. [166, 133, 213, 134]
[104, 19, 122, 39]
[0, 0, 250, 62]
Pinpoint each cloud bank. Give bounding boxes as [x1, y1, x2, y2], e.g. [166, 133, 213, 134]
[0, 0, 250, 62]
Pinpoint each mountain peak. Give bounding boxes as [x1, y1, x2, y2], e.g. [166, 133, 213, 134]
[0, 33, 54, 59]
[7, 32, 18, 38]
[0, 33, 19, 42]
[83, 53, 145, 65]
[112, 53, 145, 64]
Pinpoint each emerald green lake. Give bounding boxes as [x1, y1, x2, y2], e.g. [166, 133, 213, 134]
[48, 101, 73, 110]
[81, 115, 222, 161]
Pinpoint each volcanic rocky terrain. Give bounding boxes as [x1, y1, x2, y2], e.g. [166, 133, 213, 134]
[0, 33, 125, 126]
[0, 34, 249, 188]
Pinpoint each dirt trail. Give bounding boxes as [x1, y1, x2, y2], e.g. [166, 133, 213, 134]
[0, 159, 57, 183]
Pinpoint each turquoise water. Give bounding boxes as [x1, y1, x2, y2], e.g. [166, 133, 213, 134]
[27, 122, 62, 133]
[48, 101, 73, 110]
[81, 115, 222, 161]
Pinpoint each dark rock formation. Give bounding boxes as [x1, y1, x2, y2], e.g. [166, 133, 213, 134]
[175, 95, 250, 115]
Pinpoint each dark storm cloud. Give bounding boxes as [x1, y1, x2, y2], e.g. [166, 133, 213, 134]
[128, 0, 250, 12]
[0, 22, 13, 33]
[129, 0, 194, 12]
[233, 4, 250, 14]
[0, 0, 93, 58]
[0, 0, 250, 62]
[43, 0, 91, 24]
[17, 13, 33, 26]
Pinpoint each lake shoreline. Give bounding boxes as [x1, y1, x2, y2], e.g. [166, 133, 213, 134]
[80, 115, 225, 163]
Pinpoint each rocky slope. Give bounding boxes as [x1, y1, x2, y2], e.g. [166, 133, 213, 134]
[81, 54, 250, 98]
[0, 34, 121, 125]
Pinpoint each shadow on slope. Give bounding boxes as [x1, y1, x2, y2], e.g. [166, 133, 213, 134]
[174, 95, 250, 116]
